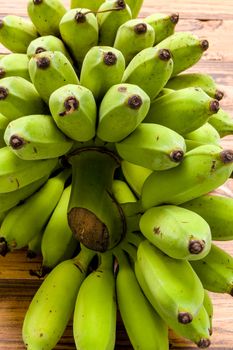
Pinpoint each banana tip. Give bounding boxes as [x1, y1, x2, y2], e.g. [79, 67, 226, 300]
[178, 312, 193, 324]
[75, 12, 86, 23]
[220, 149, 233, 164]
[0, 86, 8, 100]
[9, 135, 26, 149]
[215, 89, 224, 101]
[36, 56, 51, 69]
[170, 13, 179, 24]
[209, 99, 220, 113]
[0, 237, 8, 257]
[134, 23, 147, 34]
[103, 52, 117, 66]
[0, 68, 6, 79]
[197, 339, 211, 348]
[200, 39, 209, 51]
[189, 239, 205, 254]
[170, 149, 184, 163]
[159, 49, 172, 61]
[33, 0, 43, 4]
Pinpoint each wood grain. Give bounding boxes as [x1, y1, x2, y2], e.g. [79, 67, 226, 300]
[0, 0, 233, 349]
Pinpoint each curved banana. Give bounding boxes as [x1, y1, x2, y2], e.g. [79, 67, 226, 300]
[203, 290, 213, 336]
[208, 108, 233, 137]
[22, 248, 95, 350]
[112, 179, 136, 204]
[27, 230, 44, 259]
[70, 0, 105, 11]
[73, 252, 116, 350]
[125, 0, 143, 18]
[0, 53, 30, 81]
[145, 13, 179, 45]
[141, 144, 233, 209]
[185, 122, 220, 151]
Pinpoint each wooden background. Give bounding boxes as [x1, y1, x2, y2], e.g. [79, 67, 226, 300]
[0, 0, 233, 349]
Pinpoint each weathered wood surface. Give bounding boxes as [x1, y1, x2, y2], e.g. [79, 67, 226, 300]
[0, 0, 233, 349]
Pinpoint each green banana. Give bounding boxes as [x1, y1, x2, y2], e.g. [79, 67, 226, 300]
[27, 230, 44, 259]
[0, 76, 46, 120]
[41, 185, 79, 270]
[0, 113, 8, 147]
[157, 87, 174, 98]
[22, 248, 95, 350]
[203, 290, 213, 336]
[73, 252, 116, 350]
[0, 146, 57, 193]
[59, 8, 99, 68]
[4, 114, 73, 160]
[121, 160, 152, 197]
[114, 19, 155, 65]
[136, 240, 204, 324]
[125, 0, 143, 18]
[122, 46, 173, 100]
[112, 179, 136, 204]
[97, 83, 150, 142]
[49, 84, 97, 142]
[70, 0, 105, 11]
[29, 51, 79, 104]
[0, 53, 30, 81]
[0, 169, 70, 255]
[27, 0, 66, 36]
[144, 87, 220, 135]
[139, 205, 211, 260]
[190, 243, 233, 295]
[182, 193, 233, 240]
[97, 0, 132, 47]
[141, 144, 233, 210]
[27, 35, 73, 63]
[208, 108, 233, 137]
[185, 122, 220, 150]
[116, 123, 186, 170]
[115, 249, 169, 350]
[0, 15, 38, 53]
[145, 13, 179, 45]
[68, 148, 125, 251]
[155, 31, 209, 77]
[80, 46, 125, 102]
[166, 73, 224, 100]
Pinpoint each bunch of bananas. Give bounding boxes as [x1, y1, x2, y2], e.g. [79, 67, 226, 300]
[0, 0, 233, 349]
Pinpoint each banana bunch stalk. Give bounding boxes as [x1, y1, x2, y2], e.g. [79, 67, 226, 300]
[0, 0, 233, 349]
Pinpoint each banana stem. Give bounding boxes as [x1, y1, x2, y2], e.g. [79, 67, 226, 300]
[126, 232, 144, 247]
[97, 251, 114, 270]
[121, 242, 137, 262]
[73, 244, 96, 272]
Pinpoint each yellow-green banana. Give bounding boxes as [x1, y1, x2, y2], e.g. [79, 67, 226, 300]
[22, 248, 95, 350]
[0, 76, 46, 120]
[80, 46, 125, 102]
[122, 46, 173, 100]
[0, 169, 70, 254]
[144, 87, 220, 135]
[0, 15, 38, 53]
[208, 108, 233, 137]
[0, 113, 8, 148]
[0, 53, 30, 81]
[4, 114, 73, 160]
[190, 243, 233, 295]
[41, 185, 79, 270]
[49, 84, 97, 142]
[116, 123, 186, 170]
[97, 0, 132, 46]
[0, 146, 57, 193]
[145, 13, 179, 45]
[114, 19, 155, 65]
[29, 51, 79, 104]
[112, 179, 136, 204]
[27, 0, 66, 36]
[139, 205, 211, 260]
[184, 122, 220, 151]
[27, 230, 44, 259]
[125, 0, 143, 18]
[70, 0, 105, 11]
[59, 8, 99, 68]
[155, 32, 209, 77]
[203, 290, 213, 336]
[73, 252, 116, 350]
[141, 144, 233, 210]
[97, 83, 150, 142]
[166, 72, 224, 100]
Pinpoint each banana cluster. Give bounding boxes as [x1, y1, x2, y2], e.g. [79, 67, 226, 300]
[0, 0, 233, 349]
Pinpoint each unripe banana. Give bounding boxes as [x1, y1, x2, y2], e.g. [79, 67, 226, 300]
[112, 179, 136, 204]
[73, 253, 116, 350]
[182, 193, 233, 240]
[22, 248, 94, 350]
[0, 169, 70, 255]
[141, 144, 233, 210]
[121, 160, 152, 197]
[0, 76, 46, 120]
[185, 122, 220, 150]
[59, 8, 99, 68]
[136, 240, 204, 324]
[190, 243, 233, 295]
[166, 72, 224, 100]
[49, 84, 96, 142]
[208, 108, 233, 137]
[80, 46, 125, 101]
[41, 185, 79, 270]
[70, 0, 105, 11]
[145, 13, 179, 45]
[0, 113, 8, 147]
[116, 123, 186, 170]
[203, 290, 213, 336]
[157, 87, 174, 98]
[125, 0, 143, 18]
[0, 146, 57, 193]
[97, 0, 132, 47]
[114, 19, 155, 65]
[4, 114, 73, 160]
[144, 87, 220, 135]
[0, 15, 38, 53]
[0, 54, 30, 81]
[27, 0, 66, 36]
[139, 205, 211, 260]
[27, 35, 73, 63]
[27, 229, 44, 259]
[115, 249, 169, 350]
[155, 31, 209, 77]
[29, 51, 79, 103]
[97, 83, 150, 142]
[122, 46, 173, 100]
